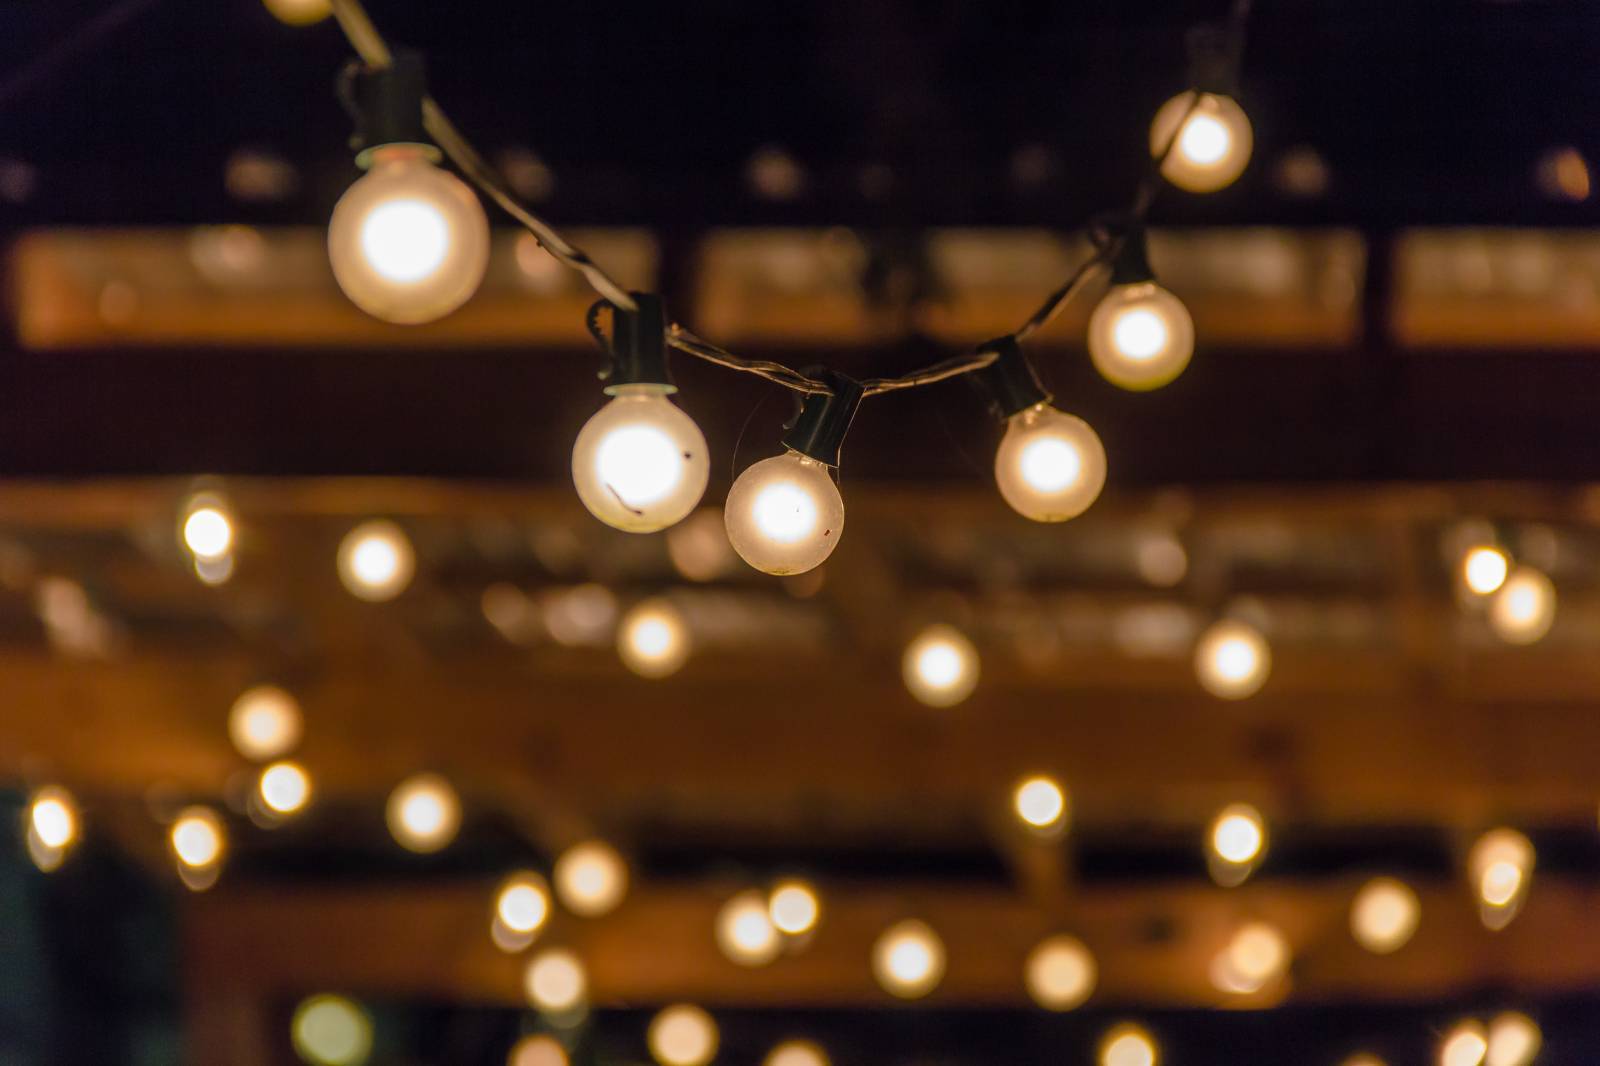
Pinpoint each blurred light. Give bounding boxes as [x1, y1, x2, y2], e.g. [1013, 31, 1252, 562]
[1149, 90, 1252, 193]
[717, 889, 782, 966]
[524, 948, 587, 1013]
[29, 786, 78, 851]
[1013, 775, 1069, 832]
[258, 760, 312, 815]
[1211, 921, 1289, 994]
[1489, 567, 1556, 645]
[747, 146, 807, 201]
[764, 1040, 829, 1066]
[1194, 620, 1271, 699]
[183, 501, 233, 560]
[648, 1004, 719, 1066]
[1486, 1012, 1541, 1066]
[98, 280, 139, 325]
[1471, 827, 1534, 930]
[1025, 935, 1096, 1010]
[768, 879, 820, 936]
[262, 0, 331, 25]
[1350, 876, 1420, 954]
[618, 599, 691, 679]
[871, 919, 946, 999]
[229, 685, 303, 761]
[188, 225, 267, 282]
[667, 508, 737, 582]
[544, 584, 618, 647]
[1272, 145, 1331, 199]
[225, 147, 299, 203]
[1209, 803, 1267, 886]
[386, 773, 461, 854]
[1440, 1021, 1488, 1066]
[291, 994, 373, 1066]
[1342, 1056, 1386, 1066]
[337, 520, 415, 602]
[1462, 546, 1509, 596]
[1536, 146, 1591, 203]
[497, 871, 552, 936]
[509, 1034, 569, 1066]
[171, 806, 225, 872]
[1135, 531, 1188, 587]
[554, 839, 628, 916]
[498, 147, 557, 202]
[194, 553, 235, 586]
[1099, 1023, 1158, 1066]
[902, 625, 980, 707]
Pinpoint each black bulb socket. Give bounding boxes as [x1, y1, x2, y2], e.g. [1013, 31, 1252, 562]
[347, 48, 434, 166]
[971, 337, 1051, 421]
[601, 293, 674, 393]
[782, 371, 864, 468]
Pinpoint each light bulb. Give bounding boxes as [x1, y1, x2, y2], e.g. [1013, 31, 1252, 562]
[328, 145, 489, 324]
[993, 404, 1108, 522]
[769, 879, 820, 936]
[524, 948, 587, 1013]
[1149, 91, 1254, 193]
[764, 1040, 829, 1066]
[27, 786, 78, 869]
[1486, 1012, 1541, 1066]
[1025, 935, 1096, 1010]
[1350, 877, 1420, 954]
[1099, 1024, 1158, 1066]
[1462, 545, 1509, 596]
[648, 1005, 719, 1066]
[1209, 802, 1266, 886]
[902, 624, 980, 707]
[554, 839, 628, 916]
[1087, 282, 1195, 391]
[337, 520, 415, 602]
[258, 760, 312, 815]
[1343, 1056, 1386, 1066]
[496, 871, 552, 936]
[724, 450, 845, 575]
[228, 684, 303, 761]
[571, 385, 710, 533]
[872, 919, 946, 999]
[262, 0, 331, 25]
[292, 995, 373, 1066]
[717, 889, 783, 966]
[183, 502, 234, 560]
[510, 1035, 570, 1066]
[1194, 619, 1271, 699]
[1471, 827, 1533, 928]
[171, 806, 225, 869]
[1013, 775, 1069, 832]
[618, 599, 691, 678]
[1212, 921, 1289, 994]
[1489, 566, 1555, 645]
[1440, 1021, 1488, 1066]
[386, 773, 461, 853]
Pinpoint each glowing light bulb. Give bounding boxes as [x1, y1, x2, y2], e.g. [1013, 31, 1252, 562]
[764, 1040, 829, 1066]
[1013, 775, 1069, 832]
[1462, 546, 1509, 596]
[554, 839, 628, 916]
[337, 520, 415, 602]
[1350, 877, 1420, 954]
[510, 1035, 570, 1066]
[1211, 921, 1289, 994]
[1099, 1024, 1158, 1066]
[1209, 802, 1267, 886]
[1194, 619, 1270, 699]
[618, 599, 691, 678]
[292, 995, 373, 1066]
[183, 502, 234, 560]
[872, 919, 946, 999]
[496, 871, 552, 936]
[328, 145, 489, 324]
[648, 1005, 719, 1066]
[258, 760, 312, 815]
[1489, 566, 1556, 645]
[724, 450, 845, 575]
[1343, 1056, 1386, 1066]
[28, 786, 77, 851]
[1440, 1021, 1488, 1066]
[1471, 828, 1534, 929]
[1149, 91, 1254, 193]
[171, 806, 225, 869]
[992, 403, 1107, 522]
[228, 684, 303, 761]
[524, 948, 587, 1013]
[769, 879, 820, 936]
[386, 773, 461, 854]
[1025, 935, 1096, 1010]
[1087, 282, 1195, 391]
[1486, 1012, 1541, 1066]
[570, 384, 710, 533]
[262, 0, 331, 25]
[717, 889, 783, 966]
[902, 624, 980, 707]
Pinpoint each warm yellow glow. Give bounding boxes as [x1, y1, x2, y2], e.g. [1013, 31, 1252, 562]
[386, 773, 461, 854]
[228, 684, 304, 761]
[1440, 1021, 1488, 1066]
[1209, 803, 1267, 885]
[618, 599, 691, 678]
[524, 948, 587, 1013]
[509, 1034, 570, 1066]
[29, 786, 78, 851]
[994, 404, 1107, 522]
[871, 919, 946, 999]
[1025, 935, 1097, 1011]
[768, 879, 821, 936]
[291, 994, 373, 1066]
[1149, 91, 1254, 193]
[717, 889, 783, 966]
[902, 625, 980, 707]
[648, 1004, 719, 1066]
[1343, 1055, 1386, 1066]
[724, 450, 845, 575]
[763, 1039, 829, 1066]
[1212, 921, 1289, 994]
[1087, 282, 1195, 391]
[328, 145, 489, 324]
[1486, 1012, 1541, 1066]
[1462, 546, 1510, 596]
[572, 386, 711, 534]
[1013, 775, 1069, 831]
[554, 839, 628, 917]
[1470, 828, 1534, 926]
[171, 807, 225, 869]
[1350, 877, 1420, 954]
[337, 520, 416, 602]
[258, 760, 312, 815]
[1489, 566, 1556, 645]
[262, 0, 331, 25]
[1194, 620, 1271, 700]
[183, 504, 233, 560]
[1099, 1023, 1158, 1066]
[496, 871, 552, 936]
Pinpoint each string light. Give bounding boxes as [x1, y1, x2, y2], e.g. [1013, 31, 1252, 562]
[258, 760, 313, 816]
[1350, 876, 1420, 954]
[509, 1035, 570, 1066]
[1208, 802, 1267, 886]
[28, 786, 78, 851]
[1150, 91, 1254, 193]
[617, 599, 691, 678]
[764, 1040, 829, 1066]
[572, 387, 710, 535]
[1470, 828, 1534, 930]
[1099, 1024, 1159, 1066]
[1439, 1021, 1488, 1066]
[553, 839, 628, 916]
[262, 0, 331, 25]
[1485, 1012, 1541, 1066]
[494, 870, 552, 946]
[1462, 545, 1510, 596]
[170, 806, 226, 889]
[1088, 280, 1195, 392]
[1024, 935, 1097, 1011]
[716, 889, 783, 967]
[181, 496, 234, 561]
[1488, 566, 1556, 645]
[229, 684, 304, 761]
[524, 948, 587, 1013]
[724, 451, 846, 576]
[902, 624, 980, 707]
[1210, 920, 1289, 994]
[337, 520, 416, 602]
[871, 919, 946, 999]
[768, 879, 821, 936]
[291, 994, 374, 1066]
[1193, 619, 1271, 699]
[648, 1005, 719, 1066]
[386, 772, 461, 853]
[1012, 775, 1069, 833]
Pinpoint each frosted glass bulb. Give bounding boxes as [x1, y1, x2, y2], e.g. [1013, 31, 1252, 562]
[994, 404, 1107, 522]
[1088, 282, 1195, 391]
[229, 684, 303, 761]
[1470, 827, 1533, 927]
[872, 919, 946, 999]
[649, 1005, 719, 1066]
[1462, 545, 1509, 596]
[618, 598, 691, 678]
[1350, 877, 1420, 954]
[386, 773, 461, 853]
[1194, 619, 1270, 699]
[337, 520, 416, 602]
[902, 624, 980, 707]
[1440, 1022, 1488, 1066]
[572, 385, 709, 533]
[554, 839, 628, 916]
[1149, 91, 1254, 193]
[765, 1041, 829, 1066]
[171, 807, 225, 869]
[1025, 935, 1096, 1010]
[1489, 566, 1556, 645]
[292, 995, 373, 1066]
[183, 505, 233, 559]
[262, 0, 331, 25]
[524, 948, 587, 1013]
[496, 871, 551, 936]
[1213, 921, 1288, 993]
[258, 760, 312, 815]
[1013, 775, 1069, 831]
[1100, 1024, 1158, 1066]
[1486, 1012, 1541, 1066]
[328, 145, 489, 324]
[768, 880, 820, 935]
[724, 450, 845, 575]
[716, 889, 782, 966]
